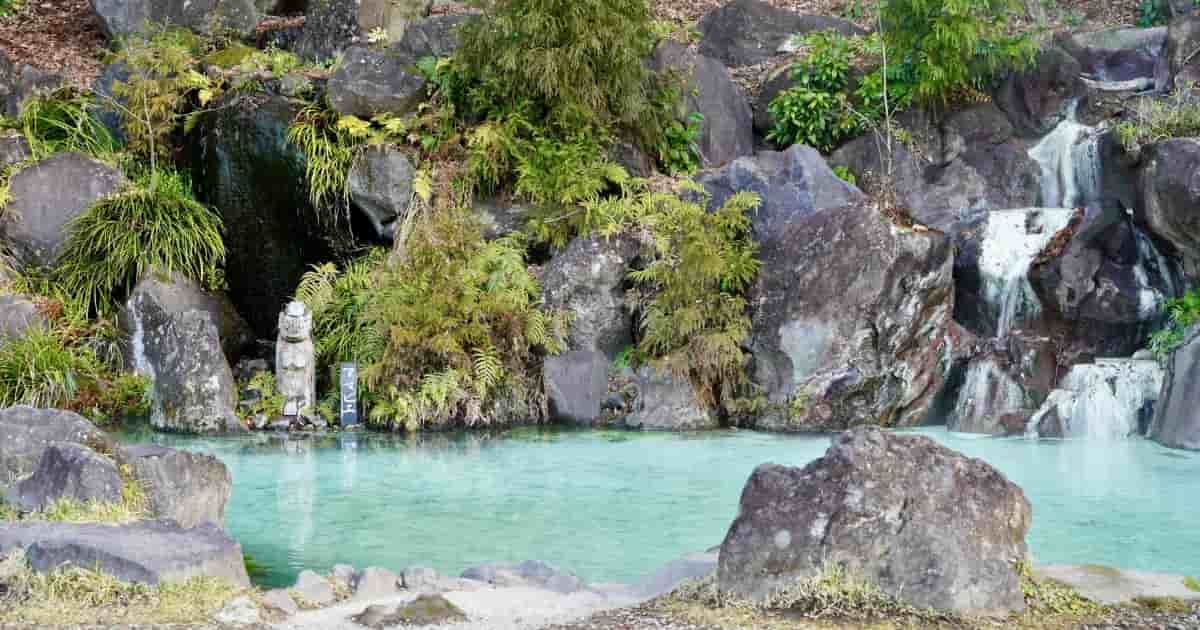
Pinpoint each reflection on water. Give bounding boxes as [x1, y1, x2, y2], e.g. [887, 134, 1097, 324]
[121, 427, 1200, 587]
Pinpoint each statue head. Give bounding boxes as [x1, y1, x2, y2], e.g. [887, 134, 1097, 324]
[278, 301, 313, 342]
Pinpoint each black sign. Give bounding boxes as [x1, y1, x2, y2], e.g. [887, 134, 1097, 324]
[340, 362, 359, 426]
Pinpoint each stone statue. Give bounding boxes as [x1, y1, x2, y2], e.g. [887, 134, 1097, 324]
[276, 301, 316, 418]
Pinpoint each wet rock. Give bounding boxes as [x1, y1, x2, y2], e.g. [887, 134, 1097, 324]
[0, 294, 48, 343]
[949, 334, 1057, 435]
[402, 565, 440, 592]
[89, 0, 261, 39]
[327, 45, 428, 118]
[1028, 359, 1163, 438]
[123, 443, 232, 528]
[718, 427, 1031, 615]
[214, 595, 260, 626]
[543, 351, 610, 425]
[262, 588, 300, 616]
[122, 270, 254, 365]
[993, 45, 1085, 138]
[2, 153, 125, 270]
[648, 41, 753, 168]
[0, 51, 63, 119]
[6, 443, 123, 512]
[0, 131, 30, 168]
[354, 566, 400, 599]
[125, 283, 243, 434]
[0, 407, 115, 492]
[192, 91, 350, 338]
[626, 365, 718, 431]
[697, 0, 863, 68]
[347, 145, 416, 241]
[355, 594, 466, 628]
[0, 519, 250, 586]
[1151, 324, 1200, 450]
[294, 569, 337, 606]
[1138, 139, 1200, 262]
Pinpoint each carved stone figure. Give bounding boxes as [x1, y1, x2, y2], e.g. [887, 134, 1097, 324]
[276, 301, 316, 418]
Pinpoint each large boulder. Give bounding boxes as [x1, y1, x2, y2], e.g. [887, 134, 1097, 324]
[121, 270, 254, 365]
[123, 444, 232, 528]
[541, 235, 639, 359]
[625, 365, 718, 431]
[2, 153, 125, 270]
[6, 443, 124, 513]
[1151, 324, 1200, 449]
[701, 146, 954, 431]
[1138, 139, 1200, 263]
[294, 0, 437, 61]
[993, 45, 1085, 138]
[327, 45, 428, 118]
[0, 407, 115, 491]
[649, 42, 754, 168]
[88, 0, 262, 39]
[125, 291, 243, 433]
[192, 92, 350, 337]
[347, 144, 416, 241]
[1059, 27, 1165, 82]
[0, 294, 48, 342]
[718, 427, 1032, 615]
[0, 519, 249, 586]
[0, 52, 63, 119]
[697, 0, 863, 68]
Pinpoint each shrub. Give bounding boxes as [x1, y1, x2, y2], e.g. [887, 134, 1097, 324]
[294, 251, 387, 376]
[287, 102, 362, 213]
[0, 326, 96, 408]
[13, 92, 121, 161]
[1148, 288, 1200, 362]
[880, 0, 1037, 106]
[1115, 91, 1200, 159]
[1138, 0, 1170, 27]
[56, 168, 225, 315]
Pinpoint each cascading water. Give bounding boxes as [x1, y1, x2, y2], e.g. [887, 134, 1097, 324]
[1026, 359, 1164, 439]
[977, 208, 1075, 338]
[126, 294, 164, 428]
[1028, 100, 1103, 210]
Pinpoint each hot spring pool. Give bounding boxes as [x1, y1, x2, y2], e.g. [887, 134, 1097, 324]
[121, 427, 1200, 587]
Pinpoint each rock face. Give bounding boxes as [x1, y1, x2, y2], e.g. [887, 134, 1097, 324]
[718, 427, 1032, 615]
[6, 443, 124, 512]
[124, 444, 232, 528]
[701, 146, 954, 431]
[295, 0, 437, 61]
[649, 42, 754, 168]
[625, 365, 718, 431]
[1151, 325, 1200, 449]
[1159, 15, 1200, 89]
[1060, 27, 1165, 82]
[126, 289, 243, 433]
[1138, 139, 1200, 262]
[0, 294, 48, 342]
[0, 52, 63, 118]
[327, 45, 428, 118]
[949, 334, 1057, 435]
[543, 351, 610, 425]
[0, 519, 250, 586]
[993, 45, 1085, 138]
[347, 145, 416, 241]
[2, 153, 125, 270]
[0, 407, 114, 491]
[697, 0, 862, 68]
[88, 0, 262, 39]
[122, 270, 254, 365]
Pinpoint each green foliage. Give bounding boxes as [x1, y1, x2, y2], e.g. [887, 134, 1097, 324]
[0, 0, 22, 17]
[14, 92, 121, 161]
[109, 27, 214, 162]
[832, 164, 858, 185]
[1018, 561, 1104, 617]
[1184, 575, 1200, 592]
[880, 0, 1038, 106]
[1138, 0, 1170, 27]
[655, 110, 704, 175]
[294, 251, 387, 372]
[0, 326, 95, 409]
[287, 102, 361, 213]
[240, 371, 286, 421]
[1148, 289, 1200, 362]
[56, 168, 225, 315]
[1115, 91, 1200, 159]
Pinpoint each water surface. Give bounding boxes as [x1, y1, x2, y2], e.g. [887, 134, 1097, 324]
[123, 427, 1200, 587]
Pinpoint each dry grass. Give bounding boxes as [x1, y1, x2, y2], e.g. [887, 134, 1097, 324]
[0, 563, 244, 626]
[0, 465, 148, 524]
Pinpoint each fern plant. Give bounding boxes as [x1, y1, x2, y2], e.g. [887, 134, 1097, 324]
[56, 168, 225, 314]
[294, 249, 388, 374]
[1148, 289, 1200, 363]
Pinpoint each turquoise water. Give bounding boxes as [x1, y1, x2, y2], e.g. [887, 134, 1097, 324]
[122, 427, 1200, 587]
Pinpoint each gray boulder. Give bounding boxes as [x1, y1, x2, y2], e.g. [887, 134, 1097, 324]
[1151, 324, 1200, 449]
[2, 152, 125, 270]
[701, 147, 954, 431]
[718, 427, 1032, 615]
[347, 145, 416, 241]
[294, 0, 439, 61]
[389, 14, 468, 60]
[354, 566, 400, 599]
[0, 407, 114, 491]
[293, 569, 337, 606]
[6, 443, 124, 512]
[1138, 139, 1200, 261]
[0, 519, 250, 586]
[0, 294, 48, 342]
[649, 42, 753, 168]
[473, 196, 531, 239]
[697, 0, 863, 68]
[122, 270, 254, 364]
[0, 131, 30, 168]
[0, 52, 63, 119]
[125, 288, 243, 433]
[123, 443, 232, 528]
[461, 560, 583, 594]
[1060, 27, 1165, 82]
[542, 234, 639, 358]
[543, 351, 610, 425]
[993, 45, 1085, 138]
[948, 334, 1059, 435]
[327, 45, 428, 118]
[88, 0, 262, 39]
[626, 365, 718, 431]
[401, 565, 440, 591]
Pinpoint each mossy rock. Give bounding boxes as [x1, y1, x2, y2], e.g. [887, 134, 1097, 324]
[353, 595, 466, 628]
[205, 44, 258, 69]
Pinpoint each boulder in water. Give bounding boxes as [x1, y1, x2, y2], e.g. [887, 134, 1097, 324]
[717, 426, 1032, 615]
[543, 351, 610, 426]
[625, 365, 718, 431]
[1150, 324, 1200, 450]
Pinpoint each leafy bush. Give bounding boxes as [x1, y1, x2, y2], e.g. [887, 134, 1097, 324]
[0, 0, 22, 17]
[287, 102, 361, 212]
[56, 168, 225, 315]
[880, 0, 1037, 106]
[294, 250, 387, 373]
[1148, 289, 1200, 362]
[1115, 91, 1200, 159]
[12, 92, 121, 161]
[0, 326, 96, 408]
[238, 371, 286, 421]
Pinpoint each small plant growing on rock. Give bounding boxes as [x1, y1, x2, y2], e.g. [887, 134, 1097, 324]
[1147, 288, 1200, 362]
[1115, 90, 1200, 160]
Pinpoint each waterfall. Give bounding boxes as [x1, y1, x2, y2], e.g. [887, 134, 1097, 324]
[1134, 226, 1178, 307]
[126, 294, 164, 428]
[1026, 359, 1164, 439]
[977, 209, 1076, 338]
[1028, 101, 1103, 210]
